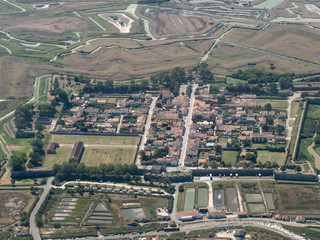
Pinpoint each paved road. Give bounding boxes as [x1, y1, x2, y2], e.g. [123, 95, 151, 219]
[179, 84, 197, 167]
[59, 143, 137, 148]
[136, 97, 157, 166]
[30, 177, 54, 240]
[207, 182, 214, 212]
[57, 181, 168, 195]
[68, 218, 306, 240]
[116, 115, 124, 133]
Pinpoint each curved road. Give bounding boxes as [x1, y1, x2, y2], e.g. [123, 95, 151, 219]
[30, 177, 54, 240]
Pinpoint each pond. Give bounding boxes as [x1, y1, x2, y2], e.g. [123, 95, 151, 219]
[121, 208, 146, 219]
[254, 0, 285, 9]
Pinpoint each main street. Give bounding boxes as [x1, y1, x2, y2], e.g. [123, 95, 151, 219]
[68, 218, 306, 240]
[179, 84, 197, 167]
[30, 177, 54, 240]
[136, 96, 158, 166]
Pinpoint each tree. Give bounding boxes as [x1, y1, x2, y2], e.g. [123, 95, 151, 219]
[199, 67, 214, 83]
[11, 179, 15, 186]
[35, 123, 44, 132]
[295, 165, 302, 173]
[217, 96, 227, 105]
[314, 135, 320, 145]
[179, 185, 184, 192]
[9, 152, 27, 171]
[245, 153, 257, 163]
[280, 165, 286, 172]
[275, 125, 285, 135]
[14, 105, 33, 129]
[264, 103, 272, 111]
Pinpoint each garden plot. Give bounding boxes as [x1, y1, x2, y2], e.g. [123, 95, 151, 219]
[264, 193, 276, 210]
[226, 188, 238, 212]
[87, 203, 113, 224]
[98, 13, 134, 33]
[248, 203, 266, 213]
[214, 189, 224, 210]
[52, 198, 78, 221]
[245, 193, 263, 203]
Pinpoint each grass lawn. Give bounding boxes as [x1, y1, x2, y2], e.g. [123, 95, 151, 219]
[290, 101, 300, 118]
[257, 151, 285, 165]
[51, 135, 139, 145]
[44, 146, 71, 167]
[219, 137, 228, 144]
[38, 75, 50, 101]
[306, 104, 320, 119]
[81, 147, 136, 166]
[107, 98, 117, 103]
[0, 100, 26, 119]
[256, 100, 287, 110]
[222, 151, 238, 165]
[226, 77, 246, 84]
[297, 138, 314, 163]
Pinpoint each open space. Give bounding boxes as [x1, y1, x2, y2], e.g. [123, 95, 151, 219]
[222, 151, 238, 166]
[51, 135, 139, 146]
[0, 190, 37, 227]
[276, 183, 320, 214]
[257, 151, 285, 165]
[81, 146, 136, 166]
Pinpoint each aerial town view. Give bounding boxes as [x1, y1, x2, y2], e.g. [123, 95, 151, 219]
[0, 0, 320, 239]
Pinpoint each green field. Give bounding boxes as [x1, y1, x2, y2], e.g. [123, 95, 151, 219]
[44, 146, 71, 167]
[256, 100, 287, 110]
[81, 147, 136, 166]
[184, 188, 195, 212]
[222, 151, 238, 165]
[247, 203, 265, 213]
[197, 188, 208, 207]
[38, 76, 50, 101]
[290, 101, 300, 118]
[51, 135, 139, 145]
[245, 193, 263, 203]
[257, 151, 285, 165]
[306, 104, 320, 119]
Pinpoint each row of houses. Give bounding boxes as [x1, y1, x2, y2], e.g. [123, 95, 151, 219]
[54, 94, 151, 134]
[184, 93, 287, 166]
[143, 91, 189, 166]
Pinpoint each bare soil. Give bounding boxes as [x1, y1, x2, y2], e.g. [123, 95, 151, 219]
[0, 16, 89, 33]
[0, 190, 37, 226]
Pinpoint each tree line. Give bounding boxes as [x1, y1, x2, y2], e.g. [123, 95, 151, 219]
[53, 162, 140, 182]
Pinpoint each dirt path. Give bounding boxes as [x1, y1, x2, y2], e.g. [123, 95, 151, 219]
[235, 182, 243, 212]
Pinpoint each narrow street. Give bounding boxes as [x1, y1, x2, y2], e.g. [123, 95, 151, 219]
[116, 115, 124, 133]
[30, 177, 54, 240]
[179, 84, 197, 167]
[136, 97, 158, 166]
